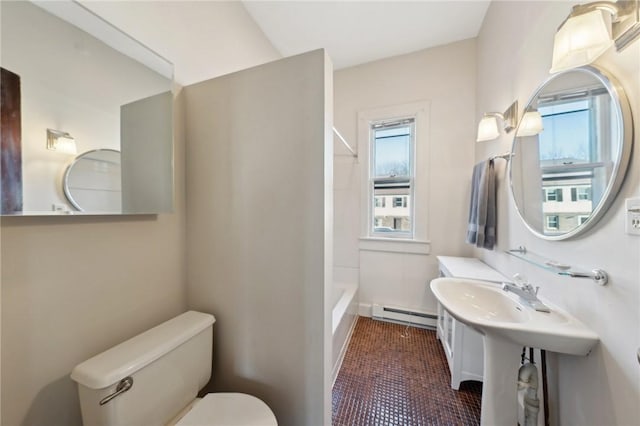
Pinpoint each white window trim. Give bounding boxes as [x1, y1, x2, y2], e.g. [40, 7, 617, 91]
[370, 119, 415, 239]
[358, 101, 431, 253]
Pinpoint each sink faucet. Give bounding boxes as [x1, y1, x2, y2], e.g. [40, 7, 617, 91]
[502, 276, 550, 313]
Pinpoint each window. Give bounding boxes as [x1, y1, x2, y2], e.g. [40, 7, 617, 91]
[358, 101, 430, 253]
[571, 186, 592, 201]
[539, 100, 593, 165]
[546, 215, 559, 230]
[392, 196, 407, 208]
[370, 118, 415, 236]
[544, 188, 563, 202]
[374, 197, 386, 208]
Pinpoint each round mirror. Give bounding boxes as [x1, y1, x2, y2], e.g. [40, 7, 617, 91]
[509, 66, 633, 240]
[63, 149, 122, 213]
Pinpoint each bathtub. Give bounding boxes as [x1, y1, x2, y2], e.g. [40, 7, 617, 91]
[331, 282, 358, 384]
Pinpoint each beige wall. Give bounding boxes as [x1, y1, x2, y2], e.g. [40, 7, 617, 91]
[0, 92, 188, 425]
[184, 50, 332, 426]
[475, 2, 640, 424]
[1, 2, 283, 424]
[333, 39, 476, 313]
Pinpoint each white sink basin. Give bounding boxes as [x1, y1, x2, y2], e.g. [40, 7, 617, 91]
[430, 277, 599, 426]
[430, 277, 598, 356]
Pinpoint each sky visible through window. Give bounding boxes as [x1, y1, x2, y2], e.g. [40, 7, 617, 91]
[374, 126, 411, 177]
[538, 100, 590, 162]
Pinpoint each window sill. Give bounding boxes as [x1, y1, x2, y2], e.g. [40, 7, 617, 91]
[359, 237, 431, 254]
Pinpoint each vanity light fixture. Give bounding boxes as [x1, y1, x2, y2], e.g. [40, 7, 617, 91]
[550, 0, 640, 73]
[476, 100, 518, 142]
[516, 111, 544, 137]
[46, 128, 77, 155]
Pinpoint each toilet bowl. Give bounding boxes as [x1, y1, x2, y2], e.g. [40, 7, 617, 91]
[170, 394, 276, 426]
[71, 311, 277, 425]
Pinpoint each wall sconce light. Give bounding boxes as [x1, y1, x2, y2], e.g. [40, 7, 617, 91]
[516, 111, 544, 137]
[476, 100, 518, 142]
[550, 0, 640, 73]
[47, 128, 77, 155]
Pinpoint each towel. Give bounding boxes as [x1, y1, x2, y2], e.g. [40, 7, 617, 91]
[466, 159, 497, 250]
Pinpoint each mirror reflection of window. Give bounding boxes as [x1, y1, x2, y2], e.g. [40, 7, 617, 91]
[509, 67, 631, 240]
[539, 99, 592, 165]
[546, 215, 560, 231]
[535, 86, 616, 235]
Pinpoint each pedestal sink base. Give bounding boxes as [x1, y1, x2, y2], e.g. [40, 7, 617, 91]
[430, 278, 599, 426]
[481, 333, 523, 426]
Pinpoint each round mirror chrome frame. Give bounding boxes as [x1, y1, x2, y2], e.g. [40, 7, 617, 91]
[63, 149, 121, 212]
[509, 65, 633, 241]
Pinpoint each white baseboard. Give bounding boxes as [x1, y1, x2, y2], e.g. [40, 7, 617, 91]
[358, 303, 372, 317]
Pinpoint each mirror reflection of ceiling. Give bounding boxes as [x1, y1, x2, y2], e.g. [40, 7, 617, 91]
[0, 1, 173, 215]
[510, 66, 632, 240]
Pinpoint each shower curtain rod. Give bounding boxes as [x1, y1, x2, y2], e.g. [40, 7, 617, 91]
[333, 127, 357, 158]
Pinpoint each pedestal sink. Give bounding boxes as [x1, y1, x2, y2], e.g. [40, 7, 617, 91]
[430, 277, 598, 426]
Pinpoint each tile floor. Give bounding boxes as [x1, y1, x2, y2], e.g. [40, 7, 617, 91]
[332, 316, 482, 425]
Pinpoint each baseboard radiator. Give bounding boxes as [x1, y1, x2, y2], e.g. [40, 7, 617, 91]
[371, 304, 437, 329]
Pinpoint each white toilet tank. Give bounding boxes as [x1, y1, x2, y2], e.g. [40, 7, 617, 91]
[71, 311, 216, 426]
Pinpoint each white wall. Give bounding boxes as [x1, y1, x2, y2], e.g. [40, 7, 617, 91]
[333, 39, 477, 314]
[475, 2, 640, 425]
[184, 50, 332, 426]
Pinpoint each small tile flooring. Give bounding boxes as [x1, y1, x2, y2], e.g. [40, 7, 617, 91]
[332, 316, 482, 425]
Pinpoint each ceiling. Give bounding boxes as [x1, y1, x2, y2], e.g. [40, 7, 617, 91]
[242, 0, 492, 70]
[79, 1, 492, 85]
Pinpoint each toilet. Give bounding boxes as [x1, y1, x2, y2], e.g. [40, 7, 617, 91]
[70, 311, 277, 426]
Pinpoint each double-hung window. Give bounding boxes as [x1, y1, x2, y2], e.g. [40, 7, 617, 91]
[544, 187, 563, 202]
[571, 186, 592, 201]
[546, 215, 559, 230]
[370, 118, 415, 237]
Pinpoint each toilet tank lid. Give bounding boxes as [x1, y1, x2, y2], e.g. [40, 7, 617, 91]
[71, 311, 215, 389]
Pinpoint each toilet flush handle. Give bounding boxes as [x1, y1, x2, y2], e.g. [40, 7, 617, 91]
[99, 377, 134, 406]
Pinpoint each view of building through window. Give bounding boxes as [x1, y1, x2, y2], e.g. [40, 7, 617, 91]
[371, 119, 414, 235]
[542, 184, 592, 233]
[539, 97, 600, 234]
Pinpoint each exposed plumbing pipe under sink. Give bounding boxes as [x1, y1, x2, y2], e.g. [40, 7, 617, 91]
[518, 362, 540, 426]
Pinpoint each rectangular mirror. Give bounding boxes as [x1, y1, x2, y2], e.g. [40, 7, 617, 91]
[1, 0, 174, 215]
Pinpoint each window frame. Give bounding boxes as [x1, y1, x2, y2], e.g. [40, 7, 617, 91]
[357, 101, 431, 252]
[369, 118, 416, 239]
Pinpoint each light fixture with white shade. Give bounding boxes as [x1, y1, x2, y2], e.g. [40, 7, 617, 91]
[516, 111, 544, 137]
[551, 0, 640, 73]
[476, 100, 518, 142]
[476, 115, 500, 142]
[47, 128, 77, 155]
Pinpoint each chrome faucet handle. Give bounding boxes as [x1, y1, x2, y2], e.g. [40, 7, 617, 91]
[513, 273, 527, 287]
[521, 283, 539, 295]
